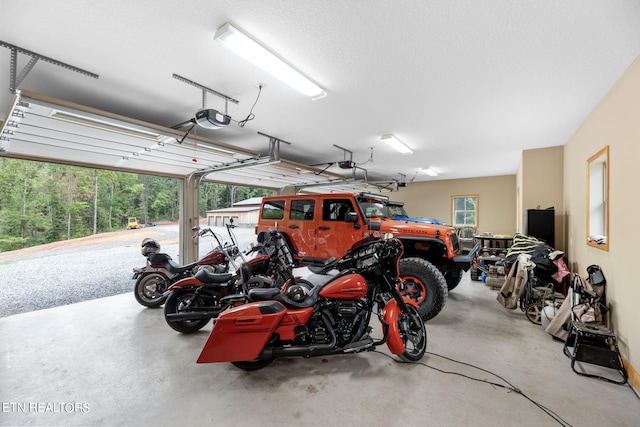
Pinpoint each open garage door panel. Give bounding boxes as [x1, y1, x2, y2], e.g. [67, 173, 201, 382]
[1, 90, 393, 193]
[200, 159, 396, 193]
[1, 90, 259, 178]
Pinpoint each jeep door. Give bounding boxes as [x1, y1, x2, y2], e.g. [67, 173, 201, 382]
[286, 198, 317, 258]
[315, 198, 359, 259]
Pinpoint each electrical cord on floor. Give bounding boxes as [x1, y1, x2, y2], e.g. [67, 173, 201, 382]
[373, 350, 574, 427]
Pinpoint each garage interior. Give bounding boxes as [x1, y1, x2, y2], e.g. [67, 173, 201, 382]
[1, 1, 640, 426]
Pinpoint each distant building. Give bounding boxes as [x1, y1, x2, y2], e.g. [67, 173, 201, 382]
[206, 197, 262, 227]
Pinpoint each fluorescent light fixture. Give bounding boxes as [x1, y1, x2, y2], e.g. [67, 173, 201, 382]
[174, 138, 236, 157]
[423, 167, 438, 176]
[50, 110, 164, 141]
[380, 134, 412, 155]
[214, 22, 326, 100]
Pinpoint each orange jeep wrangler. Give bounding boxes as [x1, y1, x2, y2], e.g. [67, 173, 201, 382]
[256, 192, 478, 320]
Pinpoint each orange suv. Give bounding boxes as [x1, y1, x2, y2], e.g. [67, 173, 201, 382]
[256, 193, 478, 320]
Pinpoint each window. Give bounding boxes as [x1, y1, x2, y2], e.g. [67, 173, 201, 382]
[360, 201, 386, 218]
[356, 196, 386, 218]
[261, 200, 285, 220]
[587, 146, 609, 250]
[452, 195, 478, 227]
[290, 199, 315, 220]
[386, 203, 408, 217]
[322, 199, 354, 221]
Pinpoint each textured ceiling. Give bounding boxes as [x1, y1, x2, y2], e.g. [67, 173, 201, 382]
[1, 0, 639, 185]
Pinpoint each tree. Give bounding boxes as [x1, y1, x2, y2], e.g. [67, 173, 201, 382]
[0, 158, 272, 251]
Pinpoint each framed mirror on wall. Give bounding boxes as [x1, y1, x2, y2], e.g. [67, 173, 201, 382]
[587, 146, 609, 251]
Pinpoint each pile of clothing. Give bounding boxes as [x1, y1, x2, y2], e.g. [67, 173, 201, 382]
[496, 233, 569, 309]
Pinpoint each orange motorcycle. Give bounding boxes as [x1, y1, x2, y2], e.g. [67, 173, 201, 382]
[197, 236, 427, 370]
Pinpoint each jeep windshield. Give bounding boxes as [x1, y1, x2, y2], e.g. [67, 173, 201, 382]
[385, 202, 409, 217]
[356, 197, 389, 218]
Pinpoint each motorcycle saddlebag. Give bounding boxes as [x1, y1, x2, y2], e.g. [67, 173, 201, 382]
[197, 301, 286, 364]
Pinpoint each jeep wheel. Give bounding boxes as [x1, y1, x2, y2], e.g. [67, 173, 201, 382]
[398, 258, 448, 321]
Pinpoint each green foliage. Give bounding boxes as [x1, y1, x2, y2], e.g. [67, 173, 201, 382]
[452, 196, 478, 227]
[0, 158, 270, 252]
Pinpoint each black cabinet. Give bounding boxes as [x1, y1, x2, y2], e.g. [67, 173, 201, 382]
[526, 209, 555, 247]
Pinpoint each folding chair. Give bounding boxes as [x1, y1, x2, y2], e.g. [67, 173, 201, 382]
[563, 270, 627, 385]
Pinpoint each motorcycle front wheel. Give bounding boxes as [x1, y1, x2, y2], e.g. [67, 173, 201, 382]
[134, 273, 169, 307]
[397, 304, 427, 362]
[164, 289, 210, 333]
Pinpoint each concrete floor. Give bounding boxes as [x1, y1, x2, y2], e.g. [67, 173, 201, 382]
[1, 274, 638, 426]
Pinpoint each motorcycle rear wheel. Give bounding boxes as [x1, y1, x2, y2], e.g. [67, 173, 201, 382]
[134, 273, 168, 307]
[231, 358, 275, 371]
[397, 304, 427, 362]
[164, 290, 210, 333]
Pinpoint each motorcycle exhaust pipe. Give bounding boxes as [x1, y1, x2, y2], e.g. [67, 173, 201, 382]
[165, 311, 219, 321]
[259, 313, 338, 358]
[261, 339, 374, 358]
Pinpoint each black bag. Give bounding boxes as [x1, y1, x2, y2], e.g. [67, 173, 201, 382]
[587, 265, 606, 286]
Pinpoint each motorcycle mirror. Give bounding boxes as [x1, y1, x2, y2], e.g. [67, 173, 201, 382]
[191, 226, 201, 232]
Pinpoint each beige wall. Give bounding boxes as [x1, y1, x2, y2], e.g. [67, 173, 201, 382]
[392, 175, 517, 235]
[520, 146, 565, 251]
[516, 158, 523, 234]
[564, 56, 640, 376]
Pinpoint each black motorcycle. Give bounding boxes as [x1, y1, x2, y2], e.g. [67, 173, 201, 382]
[163, 229, 313, 333]
[132, 222, 243, 307]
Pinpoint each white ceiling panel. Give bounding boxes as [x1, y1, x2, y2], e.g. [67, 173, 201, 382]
[1, 1, 639, 184]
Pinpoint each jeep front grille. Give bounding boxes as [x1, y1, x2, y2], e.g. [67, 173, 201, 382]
[451, 233, 460, 253]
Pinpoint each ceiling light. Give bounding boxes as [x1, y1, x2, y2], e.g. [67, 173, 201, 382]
[50, 110, 164, 141]
[380, 134, 412, 155]
[214, 22, 327, 100]
[423, 167, 438, 176]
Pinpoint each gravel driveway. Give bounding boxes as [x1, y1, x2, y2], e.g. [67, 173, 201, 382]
[0, 224, 258, 318]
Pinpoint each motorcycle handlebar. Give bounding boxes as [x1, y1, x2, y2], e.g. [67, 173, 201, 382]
[244, 244, 261, 255]
[191, 227, 218, 242]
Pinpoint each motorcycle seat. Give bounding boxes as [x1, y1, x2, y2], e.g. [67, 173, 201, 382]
[148, 253, 196, 274]
[195, 268, 233, 284]
[166, 259, 197, 274]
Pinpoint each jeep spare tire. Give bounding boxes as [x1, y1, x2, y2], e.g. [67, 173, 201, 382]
[398, 257, 448, 321]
